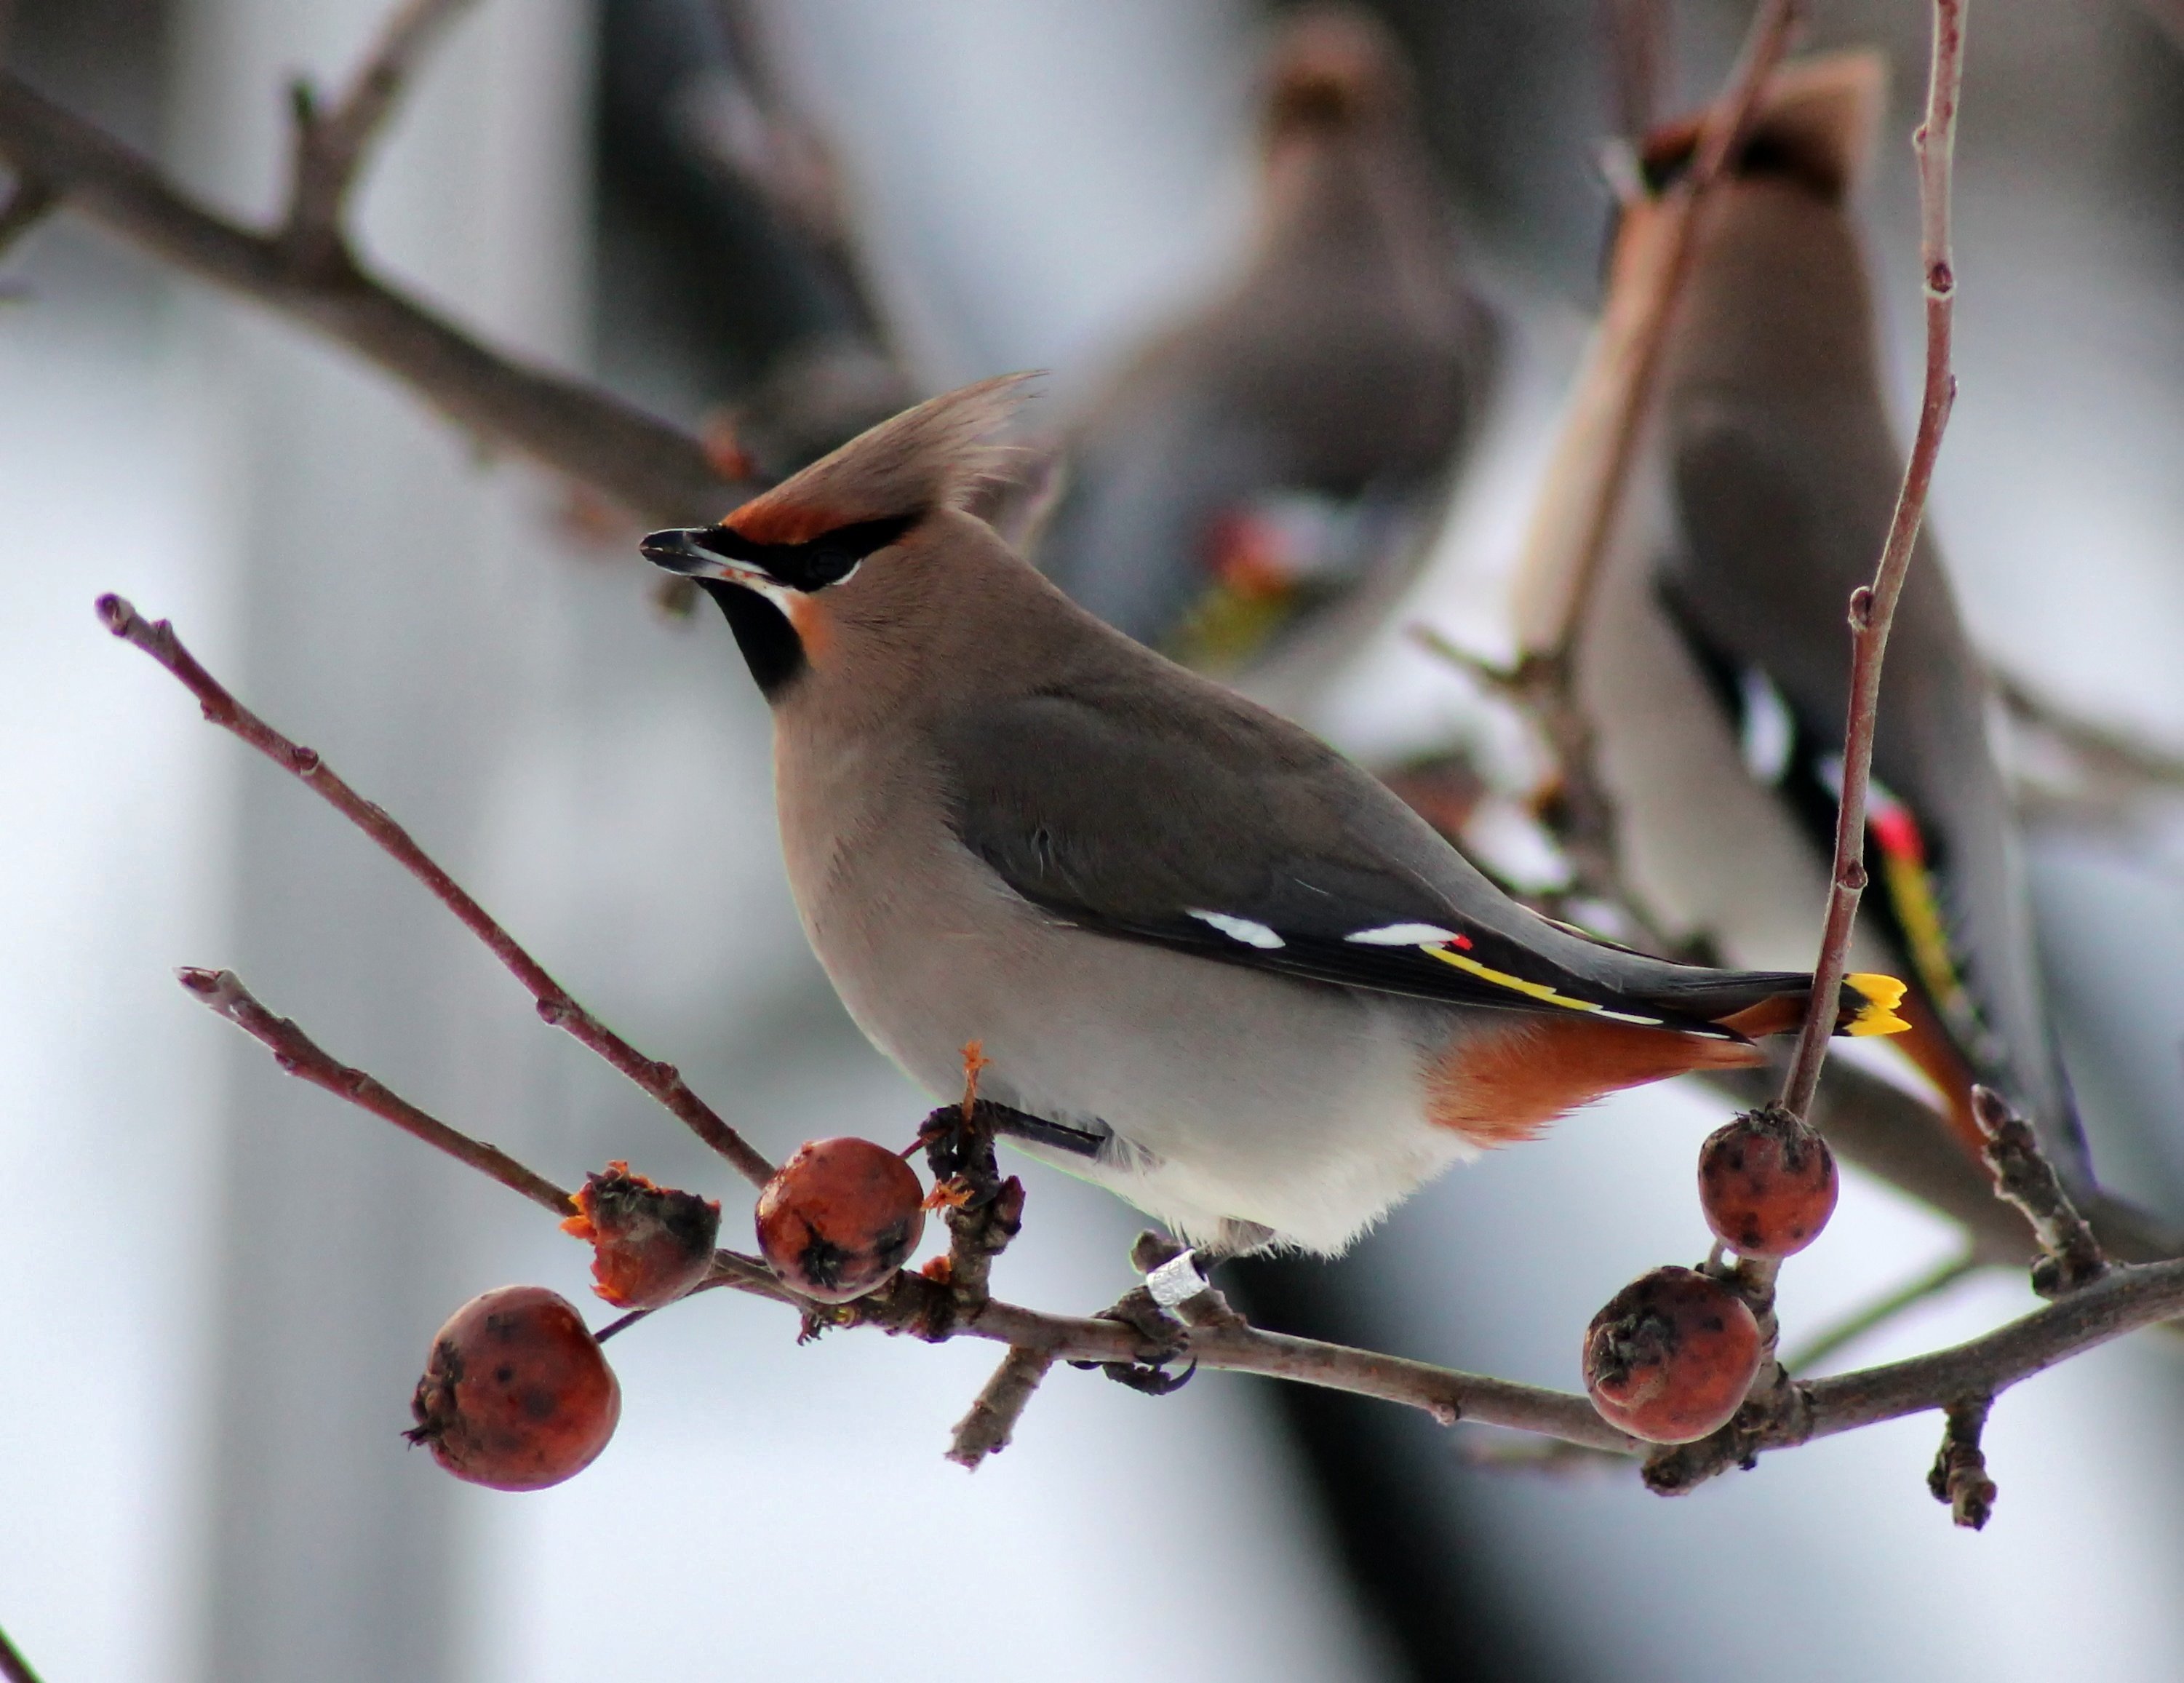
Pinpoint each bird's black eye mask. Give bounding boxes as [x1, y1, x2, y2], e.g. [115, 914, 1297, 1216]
[645, 511, 923, 593]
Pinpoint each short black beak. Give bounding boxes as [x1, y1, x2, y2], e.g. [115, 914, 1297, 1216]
[639, 528, 717, 576]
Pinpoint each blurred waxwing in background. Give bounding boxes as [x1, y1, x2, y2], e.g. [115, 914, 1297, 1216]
[1513, 52, 2168, 1254]
[599, 0, 913, 480]
[1033, 4, 1497, 703]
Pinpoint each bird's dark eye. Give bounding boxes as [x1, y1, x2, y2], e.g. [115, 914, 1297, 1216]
[693, 512, 923, 592]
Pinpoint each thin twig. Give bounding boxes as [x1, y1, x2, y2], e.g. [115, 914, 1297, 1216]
[100, 594, 776, 1187]
[1510, 0, 1802, 657]
[1926, 1395, 1998, 1529]
[0, 1622, 42, 1683]
[1972, 1085, 2108, 1297]
[946, 1345, 1055, 1470]
[1702, 0, 1970, 1382]
[1778, 0, 1966, 1123]
[0, 71, 741, 520]
[282, 0, 479, 266]
[175, 966, 574, 1216]
[1781, 1249, 1982, 1373]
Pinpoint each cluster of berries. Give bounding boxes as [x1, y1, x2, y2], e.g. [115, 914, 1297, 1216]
[407, 1139, 927, 1489]
[1583, 1108, 1838, 1443]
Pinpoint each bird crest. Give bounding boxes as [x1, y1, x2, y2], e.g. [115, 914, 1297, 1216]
[724, 373, 1042, 547]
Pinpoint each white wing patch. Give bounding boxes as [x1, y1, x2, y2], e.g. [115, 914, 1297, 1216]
[1345, 922, 1460, 946]
[1738, 666, 1796, 785]
[1188, 910, 1286, 950]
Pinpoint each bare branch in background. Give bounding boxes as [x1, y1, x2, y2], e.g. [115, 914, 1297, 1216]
[1780, 1249, 1980, 1374]
[175, 966, 576, 1217]
[1599, 0, 1673, 140]
[280, 0, 481, 268]
[1510, 0, 1802, 659]
[98, 594, 778, 1189]
[0, 167, 52, 256]
[0, 65, 744, 522]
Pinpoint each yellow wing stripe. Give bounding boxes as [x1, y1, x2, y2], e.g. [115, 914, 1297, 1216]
[1419, 944, 1667, 1027]
[1844, 971, 1912, 1038]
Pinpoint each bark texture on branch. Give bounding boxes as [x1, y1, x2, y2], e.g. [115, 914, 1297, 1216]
[0, 71, 744, 522]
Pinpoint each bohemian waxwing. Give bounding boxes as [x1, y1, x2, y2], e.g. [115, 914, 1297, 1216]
[1515, 53, 2096, 1195]
[642, 374, 1908, 1254]
[1033, 4, 1496, 689]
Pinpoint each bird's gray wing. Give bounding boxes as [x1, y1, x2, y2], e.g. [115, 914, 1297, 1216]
[935, 676, 1792, 1038]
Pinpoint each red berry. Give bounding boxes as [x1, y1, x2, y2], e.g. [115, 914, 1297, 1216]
[755, 1137, 925, 1303]
[1697, 1109, 1838, 1260]
[406, 1286, 621, 1490]
[561, 1160, 721, 1309]
[1583, 1266, 1761, 1444]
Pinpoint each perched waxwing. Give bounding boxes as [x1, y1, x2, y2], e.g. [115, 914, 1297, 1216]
[1033, 4, 1496, 690]
[1515, 54, 2096, 1196]
[642, 375, 1908, 1254]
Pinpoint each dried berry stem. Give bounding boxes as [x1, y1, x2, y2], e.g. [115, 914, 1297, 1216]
[174, 966, 574, 1216]
[946, 1345, 1055, 1471]
[101, 594, 775, 1188]
[1972, 1086, 2108, 1296]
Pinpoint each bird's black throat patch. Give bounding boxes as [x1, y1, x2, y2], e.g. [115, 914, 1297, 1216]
[696, 578, 807, 700]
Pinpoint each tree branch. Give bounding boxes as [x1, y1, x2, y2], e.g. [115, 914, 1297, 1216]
[281, 0, 479, 267]
[175, 965, 574, 1216]
[0, 1621, 43, 1683]
[0, 69, 741, 520]
[947, 1345, 1054, 1470]
[1972, 1085, 2108, 1297]
[1777, 0, 1966, 1121]
[1510, 0, 1803, 657]
[99, 593, 777, 1188]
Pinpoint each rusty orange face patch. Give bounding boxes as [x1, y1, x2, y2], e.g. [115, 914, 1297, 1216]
[725, 494, 842, 547]
[783, 591, 832, 664]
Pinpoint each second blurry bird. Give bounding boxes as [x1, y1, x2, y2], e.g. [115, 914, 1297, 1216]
[1516, 54, 2097, 1199]
[1035, 4, 1496, 689]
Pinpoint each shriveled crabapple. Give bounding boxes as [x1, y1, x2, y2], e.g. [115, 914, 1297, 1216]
[407, 1286, 621, 1490]
[1583, 1266, 1761, 1444]
[1697, 1107, 1838, 1260]
[755, 1137, 926, 1303]
[561, 1160, 722, 1309]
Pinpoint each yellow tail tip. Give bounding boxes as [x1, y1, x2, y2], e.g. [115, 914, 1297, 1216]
[1844, 973, 1911, 1037]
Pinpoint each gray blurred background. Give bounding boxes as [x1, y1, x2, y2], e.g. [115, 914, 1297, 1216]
[4, 1, 2184, 1679]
